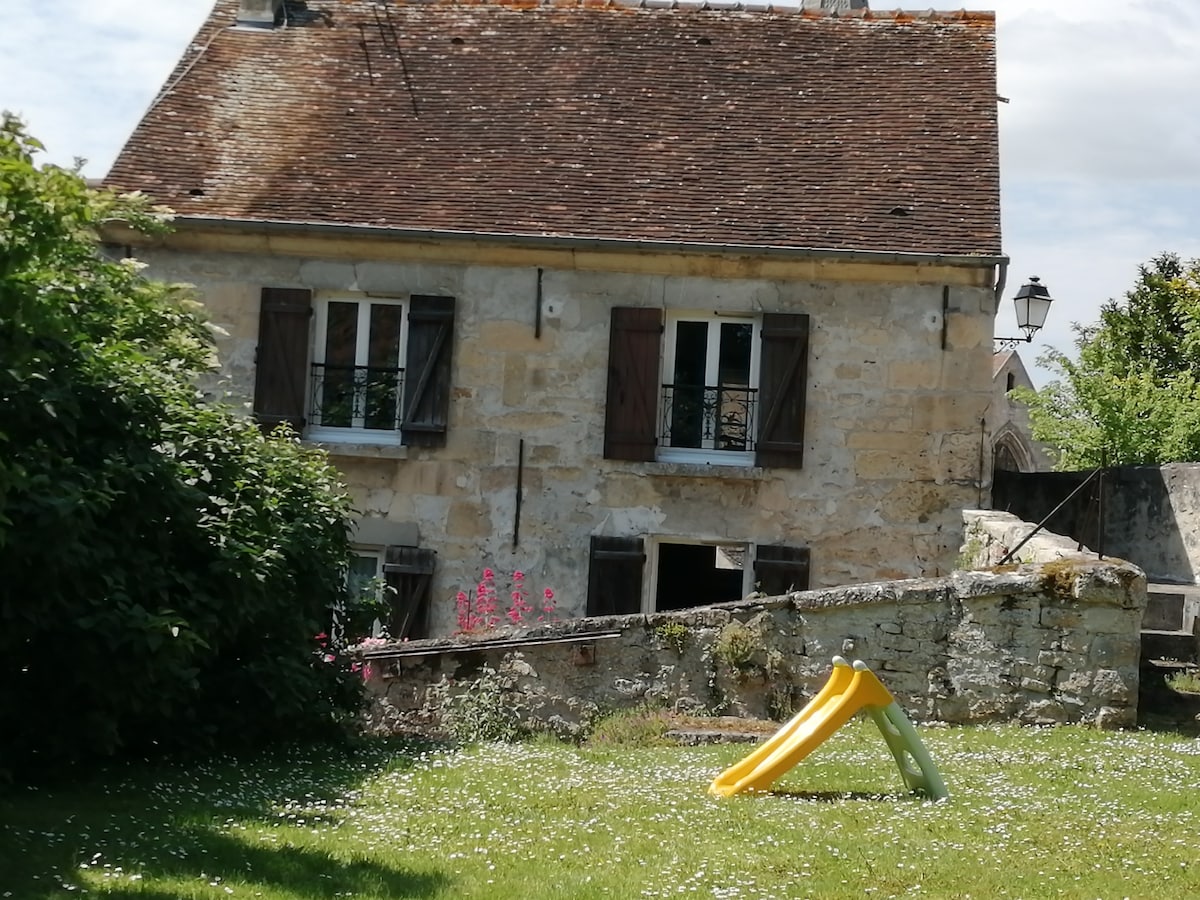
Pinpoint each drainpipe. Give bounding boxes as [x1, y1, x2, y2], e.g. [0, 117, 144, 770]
[992, 256, 1010, 316]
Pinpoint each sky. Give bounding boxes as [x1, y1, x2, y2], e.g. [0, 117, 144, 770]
[2, 0, 1199, 386]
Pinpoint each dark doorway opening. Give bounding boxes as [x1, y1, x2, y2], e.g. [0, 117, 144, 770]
[655, 542, 744, 611]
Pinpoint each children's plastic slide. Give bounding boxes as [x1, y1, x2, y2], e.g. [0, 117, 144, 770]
[709, 656, 948, 800]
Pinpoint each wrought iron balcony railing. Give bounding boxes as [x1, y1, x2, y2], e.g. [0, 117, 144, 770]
[310, 363, 404, 431]
[660, 383, 757, 452]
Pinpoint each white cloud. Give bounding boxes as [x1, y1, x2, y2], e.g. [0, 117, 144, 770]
[997, 0, 1200, 184]
[0, 0, 213, 172]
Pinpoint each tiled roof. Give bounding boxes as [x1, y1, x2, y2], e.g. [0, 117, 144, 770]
[105, 0, 1001, 256]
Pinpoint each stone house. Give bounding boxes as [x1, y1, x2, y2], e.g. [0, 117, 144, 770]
[103, 0, 1004, 636]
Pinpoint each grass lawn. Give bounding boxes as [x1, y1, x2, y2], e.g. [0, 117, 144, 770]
[2, 720, 1199, 899]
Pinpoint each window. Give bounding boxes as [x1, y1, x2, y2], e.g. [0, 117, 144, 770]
[332, 549, 385, 644]
[347, 550, 385, 602]
[604, 307, 809, 468]
[310, 297, 408, 442]
[654, 540, 748, 610]
[660, 314, 760, 464]
[585, 536, 810, 615]
[252, 288, 455, 447]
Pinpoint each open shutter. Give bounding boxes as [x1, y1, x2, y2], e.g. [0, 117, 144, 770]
[586, 536, 645, 617]
[253, 287, 312, 432]
[753, 544, 811, 596]
[402, 295, 455, 447]
[755, 313, 809, 468]
[382, 546, 436, 639]
[604, 307, 662, 461]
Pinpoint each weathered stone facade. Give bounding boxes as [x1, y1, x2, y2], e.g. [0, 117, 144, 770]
[123, 229, 998, 634]
[358, 511, 1146, 732]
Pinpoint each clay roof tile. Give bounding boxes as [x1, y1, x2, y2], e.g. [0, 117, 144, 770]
[104, 0, 1000, 255]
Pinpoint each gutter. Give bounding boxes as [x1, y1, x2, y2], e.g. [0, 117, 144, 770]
[165, 215, 1008, 270]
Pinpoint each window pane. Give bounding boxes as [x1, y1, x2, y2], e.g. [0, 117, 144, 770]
[718, 323, 753, 450]
[320, 302, 359, 427]
[718, 323, 752, 386]
[367, 304, 403, 369]
[364, 304, 403, 430]
[347, 554, 380, 600]
[672, 321, 708, 386]
[324, 302, 358, 366]
[669, 321, 708, 448]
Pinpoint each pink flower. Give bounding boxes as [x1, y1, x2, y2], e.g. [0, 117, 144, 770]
[543, 588, 555, 601]
[513, 570, 525, 580]
[482, 567, 495, 580]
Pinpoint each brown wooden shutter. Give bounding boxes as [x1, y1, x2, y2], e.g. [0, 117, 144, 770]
[586, 536, 645, 617]
[402, 296, 455, 447]
[604, 307, 662, 461]
[382, 546, 436, 639]
[755, 313, 810, 468]
[253, 287, 312, 432]
[753, 544, 811, 596]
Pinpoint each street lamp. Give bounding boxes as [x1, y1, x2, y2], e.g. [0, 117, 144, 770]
[995, 276, 1053, 352]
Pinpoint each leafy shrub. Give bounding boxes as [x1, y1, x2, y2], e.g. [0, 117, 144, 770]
[0, 116, 360, 778]
[439, 664, 528, 743]
[652, 620, 689, 656]
[711, 620, 760, 671]
[584, 706, 675, 748]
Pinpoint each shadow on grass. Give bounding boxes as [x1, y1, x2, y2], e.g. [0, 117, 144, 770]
[89, 832, 448, 898]
[770, 788, 904, 802]
[1, 738, 453, 899]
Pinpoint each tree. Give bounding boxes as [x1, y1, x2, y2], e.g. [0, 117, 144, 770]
[0, 115, 360, 778]
[1017, 253, 1200, 469]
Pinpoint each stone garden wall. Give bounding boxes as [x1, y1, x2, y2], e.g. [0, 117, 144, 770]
[358, 511, 1147, 733]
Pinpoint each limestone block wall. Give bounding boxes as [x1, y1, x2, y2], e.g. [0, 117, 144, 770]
[129, 234, 996, 634]
[994, 463, 1200, 585]
[361, 513, 1146, 732]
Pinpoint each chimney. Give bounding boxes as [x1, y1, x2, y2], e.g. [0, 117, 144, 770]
[236, 0, 284, 28]
[799, 0, 868, 9]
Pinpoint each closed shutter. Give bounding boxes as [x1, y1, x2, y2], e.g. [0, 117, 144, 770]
[586, 536, 645, 617]
[252, 287, 312, 432]
[604, 307, 662, 461]
[755, 313, 810, 468]
[382, 546, 436, 639]
[753, 544, 811, 596]
[402, 296, 455, 447]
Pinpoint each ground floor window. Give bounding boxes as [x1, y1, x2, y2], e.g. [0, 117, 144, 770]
[655, 541, 747, 611]
[585, 536, 810, 617]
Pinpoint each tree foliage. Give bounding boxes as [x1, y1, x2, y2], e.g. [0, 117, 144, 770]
[0, 115, 360, 778]
[1018, 253, 1200, 469]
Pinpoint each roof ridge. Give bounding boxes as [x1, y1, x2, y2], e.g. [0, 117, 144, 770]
[392, 0, 994, 22]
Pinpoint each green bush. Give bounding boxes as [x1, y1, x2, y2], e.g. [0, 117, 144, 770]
[0, 115, 360, 778]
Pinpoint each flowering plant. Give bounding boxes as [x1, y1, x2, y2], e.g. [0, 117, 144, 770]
[456, 568, 557, 633]
[316, 632, 393, 681]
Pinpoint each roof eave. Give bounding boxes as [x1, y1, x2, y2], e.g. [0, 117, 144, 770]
[165, 215, 1008, 269]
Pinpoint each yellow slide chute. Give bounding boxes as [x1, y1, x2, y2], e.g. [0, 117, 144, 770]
[709, 657, 948, 800]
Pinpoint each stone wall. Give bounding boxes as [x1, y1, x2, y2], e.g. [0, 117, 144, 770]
[994, 463, 1200, 584]
[126, 231, 996, 634]
[359, 511, 1146, 733]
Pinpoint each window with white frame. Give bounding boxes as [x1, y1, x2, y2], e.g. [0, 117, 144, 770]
[603, 307, 808, 469]
[659, 313, 760, 464]
[252, 288, 455, 448]
[309, 296, 408, 441]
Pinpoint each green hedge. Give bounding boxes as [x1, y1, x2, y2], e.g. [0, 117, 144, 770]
[0, 115, 360, 778]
